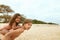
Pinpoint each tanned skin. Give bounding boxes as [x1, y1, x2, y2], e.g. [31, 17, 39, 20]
[0, 14, 21, 35]
[1, 23, 32, 40]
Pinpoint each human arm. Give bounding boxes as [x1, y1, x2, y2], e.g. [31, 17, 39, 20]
[0, 25, 9, 31]
[5, 28, 24, 39]
[12, 23, 21, 30]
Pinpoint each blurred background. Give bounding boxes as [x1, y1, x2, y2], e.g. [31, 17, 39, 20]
[0, 0, 60, 40]
[0, 0, 60, 25]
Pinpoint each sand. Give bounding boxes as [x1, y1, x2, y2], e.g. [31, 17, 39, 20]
[0, 24, 60, 40]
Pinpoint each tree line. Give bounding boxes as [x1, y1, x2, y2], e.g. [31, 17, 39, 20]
[0, 4, 58, 25]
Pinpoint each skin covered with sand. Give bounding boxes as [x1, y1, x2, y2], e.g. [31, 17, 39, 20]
[0, 24, 60, 40]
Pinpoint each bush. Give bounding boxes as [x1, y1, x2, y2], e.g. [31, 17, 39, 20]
[32, 19, 47, 24]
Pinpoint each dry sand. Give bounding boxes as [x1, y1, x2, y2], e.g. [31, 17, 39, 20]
[0, 24, 60, 40]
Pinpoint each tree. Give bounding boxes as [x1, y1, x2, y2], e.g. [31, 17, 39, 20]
[0, 15, 11, 23]
[20, 14, 26, 23]
[32, 19, 47, 24]
[47, 22, 58, 25]
[0, 5, 14, 22]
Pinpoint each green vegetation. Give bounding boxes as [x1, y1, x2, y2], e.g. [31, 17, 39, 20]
[0, 5, 14, 23]
[0, 4, 58, 25]
[47, 22, 58, 25]
[32, 19, 47, 24]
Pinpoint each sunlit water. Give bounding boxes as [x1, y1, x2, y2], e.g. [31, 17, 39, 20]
[0, 24, 60, 40]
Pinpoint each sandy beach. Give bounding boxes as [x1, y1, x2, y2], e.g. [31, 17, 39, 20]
[0, 24, 60, 40]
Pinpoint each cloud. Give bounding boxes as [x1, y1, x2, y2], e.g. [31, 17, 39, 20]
[0, 0, 60, 24]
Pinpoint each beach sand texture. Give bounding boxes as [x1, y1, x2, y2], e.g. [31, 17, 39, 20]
[0, 24, 60, 40]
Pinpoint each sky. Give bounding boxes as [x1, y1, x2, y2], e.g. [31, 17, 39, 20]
[0, 0, 60, 24]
